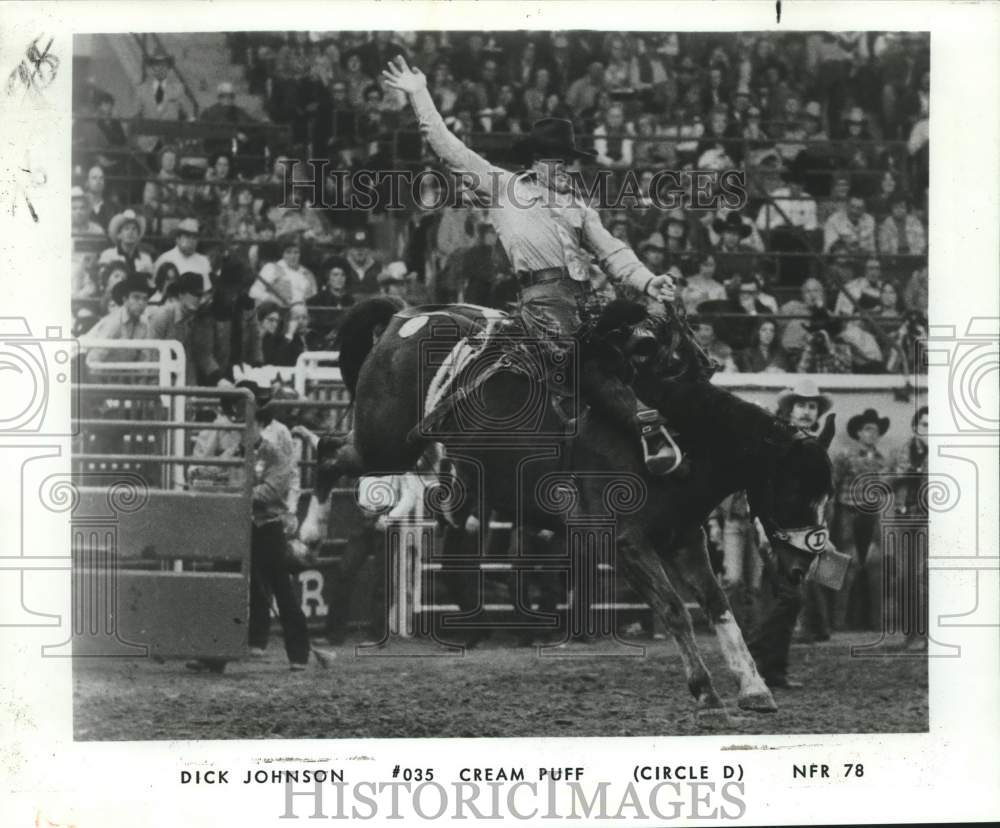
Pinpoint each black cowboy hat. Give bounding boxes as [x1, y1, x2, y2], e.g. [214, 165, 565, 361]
[513, 117, 597, 164]
[712, 212, 752, 238]
[175, 271, 206, 297]
[111, 273, 154, 305]
[847, 408, 890, 440]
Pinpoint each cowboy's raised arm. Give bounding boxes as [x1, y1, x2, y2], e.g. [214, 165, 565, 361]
[581, 206, 676, 301]
[382, 56, 509, 196]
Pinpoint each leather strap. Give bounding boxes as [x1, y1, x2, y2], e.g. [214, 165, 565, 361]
[516, 266, 572, 287]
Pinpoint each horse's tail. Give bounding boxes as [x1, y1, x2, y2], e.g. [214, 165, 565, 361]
[335, 296, 403, 397]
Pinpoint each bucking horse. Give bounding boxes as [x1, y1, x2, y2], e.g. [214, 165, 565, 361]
[300, 295, 836, 717]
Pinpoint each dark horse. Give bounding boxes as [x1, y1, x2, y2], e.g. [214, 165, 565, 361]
[301, 297, 835, 716]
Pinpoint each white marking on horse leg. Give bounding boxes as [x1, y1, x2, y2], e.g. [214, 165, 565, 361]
[299, 493, 332, 545]
[714, 610, 776, 711]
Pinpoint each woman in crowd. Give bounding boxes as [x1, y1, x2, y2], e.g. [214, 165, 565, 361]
[735, 317, 790, 373]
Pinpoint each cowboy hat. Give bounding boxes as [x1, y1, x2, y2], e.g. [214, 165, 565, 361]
[110, 272, 154, 305]
[513, 117, 597, 164]
[712, 212, 752, 238]
[108, 209, 147, 241]
[776, 378, 833, 419]
[377, 261, 409, 285]
[175, 217, 201, 237]
[217, 81, 235, 96]
[175, 271, 205, 297]
[348, 226, 372, 248]
[847, 407, 890, 440]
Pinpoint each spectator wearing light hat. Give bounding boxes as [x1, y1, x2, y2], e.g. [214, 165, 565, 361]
[347, 227, 383, 295]
[153, 217, 213, 293]
[377, 261, 412, 304]
[250, 235, 318, 307]
[98, 208, 155, 277]
[71, 186, 105, 237]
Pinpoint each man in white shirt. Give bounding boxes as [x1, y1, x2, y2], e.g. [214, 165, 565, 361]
[250, 235, 318, 307]
[823, 195, 876, 253]
[153, 218, 213, 293]
[756, 177, 818, 233]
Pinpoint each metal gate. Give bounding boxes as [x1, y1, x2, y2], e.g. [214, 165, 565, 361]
[69, 384, 255, 660]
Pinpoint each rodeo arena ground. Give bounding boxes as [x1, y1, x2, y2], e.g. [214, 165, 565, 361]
[70, 30, 929, 739]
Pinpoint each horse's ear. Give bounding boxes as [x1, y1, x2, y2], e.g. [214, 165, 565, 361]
[818, 413, 836, 450]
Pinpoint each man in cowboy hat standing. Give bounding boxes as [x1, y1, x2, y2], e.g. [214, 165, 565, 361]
[835, 407, 891, 631]
[82, 273, 154, 364]
[382, 56, 680, 474]
[99, 209, 155, 277]
[153, 217, 213, 294]
[747, 378, 835, 688]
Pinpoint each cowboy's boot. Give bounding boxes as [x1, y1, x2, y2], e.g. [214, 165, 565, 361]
[636, 406, 684, 476]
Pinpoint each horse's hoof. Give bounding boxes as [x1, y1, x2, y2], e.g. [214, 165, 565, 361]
[738, 691, 778, 713]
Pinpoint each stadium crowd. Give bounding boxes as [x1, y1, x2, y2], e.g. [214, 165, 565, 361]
[72, 30, 929, 384]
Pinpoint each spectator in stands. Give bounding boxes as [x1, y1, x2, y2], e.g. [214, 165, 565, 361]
[221, 184, 259, 241]
[779, 276, 827, 357]
[134, 51, 188, 153]
[74, 90, 128, 170]
[886, 309, 928, 375]
[258, 302, 286, 365]
[135, 180, 166, 238]
[84, 164, 116, 231]
[637, 232, 666, 274]
[736, 318, 789, 373]
[823, 192, 876, 253]
[82, 273, 154, 364]
[97, 261, 130, 314]
[267, 179, 334, 243]
[878, 281, 904, 320]
[377, 263, 410, 304]
[71, 186, 105, 238]
[593, 103, 635, 170]
[839, 295, 885, 371]
[149, 261, 180, 306]
[681, 252, 727, 315]
[834, 408, 891, 631]
[755, 164, 819, 233]
[270, 302, 314, 366]
[867, 170, 899, 222]
[877, 194, 926, 256]
[837, 107, 881, 193]
[147, 272, 225, 386]
[796, 308, 854, 374]
[201, 81, 255, 155]
[902, 264, 928, 313]
[72, 238, 104, 301]
[99, 209, 155, 277]
[696, 104, 741, 169]
[692, 317, 737, 373]
[345, 227, 382, 294]
[251, 235, 318, 306]
[710, 213, 757, 283]
[834, 255, 883, 315]
[309, 256, 355, 310]
[199, 152, 237, 218]
[342, 48, 372, 108]
[566, 61, 606, 113]
[817, 173, 850, 227]
[153, 218, 213, 293]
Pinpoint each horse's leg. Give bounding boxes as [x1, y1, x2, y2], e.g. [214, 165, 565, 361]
[616, 527, 725, 713]
[666, 526, 776, 713]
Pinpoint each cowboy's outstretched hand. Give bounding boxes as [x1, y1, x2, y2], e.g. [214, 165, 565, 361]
[646, 271, 677, 303]
[381, 56, 426, 95]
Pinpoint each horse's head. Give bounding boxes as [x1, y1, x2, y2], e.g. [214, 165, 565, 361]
[747, 415, 837, 583]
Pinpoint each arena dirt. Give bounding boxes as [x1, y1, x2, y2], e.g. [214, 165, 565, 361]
[73, 633, 927, 740]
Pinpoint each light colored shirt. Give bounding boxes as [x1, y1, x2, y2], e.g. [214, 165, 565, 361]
[681, 277, 727, 314]
[756, 186, 818, 232]
[834, 277, 881, 316]
[250, 260, 318, 306]
[98, 245, 154, 276]
[823, 210, 876, 253]
[153, 247, 213, 293]
[82, 306, 154, 365]
[252, 419, 296, 526]
[409, 86, 655, 293]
